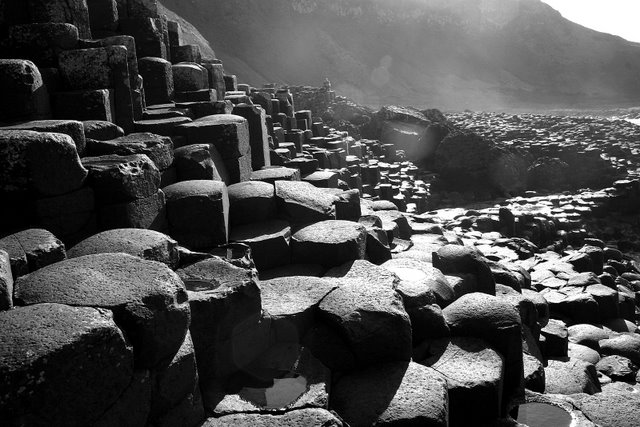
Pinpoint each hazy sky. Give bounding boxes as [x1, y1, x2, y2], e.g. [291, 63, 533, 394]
[541, 0, 640, 42]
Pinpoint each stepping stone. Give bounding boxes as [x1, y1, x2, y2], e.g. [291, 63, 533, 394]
[544, 359, 601, 395]
[0, 59, 50, 122]
[14, 253, 190, 369]
[174, 144, 222, 182]
[250, 167, 301, 184]
[372, 209, 412, 240]
[164, 180, 229, 250]
[0, 228, 66, 278]
[230, 220, 291, 271]
[291, 220, 366, 268]
[201, 408, 343, 427]
[382, 258, 455, 307]
[176, 115, 252, 184]
[172, 62, 208, 92]
[0, 251, 12, 311]
[599, 333, 640, 365]
[324, 259, 399, 289]
[318, 277, 412, 365]
[568, 324, 610, 350]
[176, 257, 265, 380]
[542, 288, 600, 324]
[2, 119, 86, 156]
[83, 154, 161, 203]
[68, 228, 179, 268]
[432, 245, 496, 295]
[577, 389, 640, 427]
[303, 170, 339, 188]
[421, 337, 504, 425]
[331, 361, 448, 427]
[87, 132, 174, 170]
[585, 284, 619, 320]
[228, 181, 276, 226]
[443, 292, 524, 413]
[275, 181, 336, 223]
[83, 120, 124, 140]
[0, 130, 87, 196]
[260, 276, 338, 344]
[568, 342, 601, 365]
[0, 303, 133, 426]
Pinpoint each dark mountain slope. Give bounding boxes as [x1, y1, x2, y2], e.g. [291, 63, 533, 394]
[160, 0, 640, 110]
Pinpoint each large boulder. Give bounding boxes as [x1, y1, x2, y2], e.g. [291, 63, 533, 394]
[0, 303, 133, 426]
[318, 277, 412, 365]
[260, 276, 338, 344]
[421, 337, 504, 426]
[164, 180, 229, 250]
[0, 130, 87, 196]
[68, 228, 179, 268]
[14, 253, 190, 369]
[544, 359, 601, 395]
[577, 389, 640, 427]
[83, 154, 161, 203]
[176, 257, 265, 380]
[382, 258, 455, 308]
[331, 361, 448, 427]
[230, 220, 291, 271]
[443, 292, 523, 413]
[227, 181, 276, 226]
[433, 131, 527, 195]
[432, 245, 496, 295]
[275, 180, 336, 223]
[291, 220, 367, 268]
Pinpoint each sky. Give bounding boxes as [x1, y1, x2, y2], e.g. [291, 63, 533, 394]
[541, 0, 640, 42]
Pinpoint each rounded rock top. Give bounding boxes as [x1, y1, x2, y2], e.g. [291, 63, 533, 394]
[164, 180, 227, 199]
[293, 220, 366, 244]
[194, 114, 247, 125]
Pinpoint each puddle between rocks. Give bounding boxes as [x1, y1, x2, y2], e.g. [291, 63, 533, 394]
[229, 370, 309, 410]
[517, 403, 572, 427]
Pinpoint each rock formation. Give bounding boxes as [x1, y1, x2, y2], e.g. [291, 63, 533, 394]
[1, 1, 640, 427]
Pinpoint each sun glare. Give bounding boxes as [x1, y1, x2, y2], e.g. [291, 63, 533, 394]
[541, 0, 640, 42]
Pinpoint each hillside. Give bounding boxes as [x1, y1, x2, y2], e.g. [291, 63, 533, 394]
[159, 0, 640, 110]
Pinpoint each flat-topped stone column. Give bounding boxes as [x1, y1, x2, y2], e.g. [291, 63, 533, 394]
[232, 103, 271, 171]
[176, 114, 252, 184]
[58, 45, 134, 132]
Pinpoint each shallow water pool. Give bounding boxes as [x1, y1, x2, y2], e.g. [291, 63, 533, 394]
[517, 403, 572, 427]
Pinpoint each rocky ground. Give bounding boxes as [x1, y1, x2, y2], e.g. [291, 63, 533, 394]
[1, 1, 640, 427]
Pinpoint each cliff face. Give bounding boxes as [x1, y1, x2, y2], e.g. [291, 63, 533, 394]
[160, 0, 640, 110]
